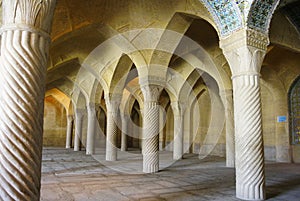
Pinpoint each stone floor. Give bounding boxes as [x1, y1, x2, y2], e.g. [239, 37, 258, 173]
[41, 148, 300, 201]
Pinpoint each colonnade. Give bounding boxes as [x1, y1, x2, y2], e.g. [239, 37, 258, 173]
[0, 1, 270, 201]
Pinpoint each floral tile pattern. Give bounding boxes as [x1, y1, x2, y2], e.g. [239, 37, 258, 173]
[247, 0, 278, 32]
[201, 0, 278, 36]
[204, 0, 242, 36]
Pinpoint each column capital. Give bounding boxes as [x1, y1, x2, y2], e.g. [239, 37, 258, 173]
[141, 85, 163, 103]
[67, 115, 74, 121]
[220, 29, 269, 52]
[105, 100, 120, 114]
[220, 29, 268, 76]
[2, 0, 57, 37]
[170, 101, 186, 116]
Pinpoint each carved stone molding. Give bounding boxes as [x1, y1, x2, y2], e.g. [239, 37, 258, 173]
[2, 0, 56, 37]
[220, 36, 267, 76]
[220, 28, 269, 52]
[141, 85, 163, 103]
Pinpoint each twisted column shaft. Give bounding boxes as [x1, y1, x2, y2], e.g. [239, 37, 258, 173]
[74, 109, 84, 152]
[86, 104, 96, 155]
[0, 1, 56, 200]
[105, 99, 120, 161]
[66, 115, 74, 148]
[233, 74, 265, 200]
[141, 85, 163, 173]
[220, 90, 235, 168]
[220, 29, 267, 200]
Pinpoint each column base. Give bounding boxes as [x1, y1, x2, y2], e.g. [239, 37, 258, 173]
[236, 196, 265, 201]
[143, 153, 159, 173]
[226, 160, 235, 168]
[106, 152, 117, 161]
[173, 154, 183, 160]
[236, 185, 265, 201]
[143, 163, 159, 173]
[86, 150, 94, 155]
[66, 146, 71, 149]
[74, 147, 81, 151]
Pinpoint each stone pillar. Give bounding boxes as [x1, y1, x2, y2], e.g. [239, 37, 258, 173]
[220, 29, 268, 200]
[86, 104, 97, 155]
[66, 115, 74, 149]
[105, 97, 120, 161]
[141, 85, 163, 173]
[220, 90, 235, 168]
[184, 106, 192, 153]
[0, 1, 56, 200]
[121, 115, 129, 151]
[159, 108, 165, 150]
[171, 102, 186, 160]
[74, 109, 84, 152]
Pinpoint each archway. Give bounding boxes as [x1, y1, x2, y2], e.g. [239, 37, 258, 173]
[289, 76, 300, 162]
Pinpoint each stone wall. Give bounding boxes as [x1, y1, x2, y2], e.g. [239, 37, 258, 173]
[43, 96, 67, 147]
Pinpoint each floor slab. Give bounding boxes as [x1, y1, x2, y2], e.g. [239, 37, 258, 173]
[41, 148, 300, 201]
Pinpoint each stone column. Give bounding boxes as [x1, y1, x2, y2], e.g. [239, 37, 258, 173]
[159, 108, 166, 150]
[171, 102, 186, 160]
[66, 115, 74, 149]
[220, 89, 235, 168]
[184, 106, 192, 153]
[74, 109, 84, 152]
[220, 29, 268, 200]
[0, 1, 56, 200]
[121, 115, 129, 151]
[105, 97, 120, 161]
[141, 85, 163, 173]
[86, 104, 97, 155]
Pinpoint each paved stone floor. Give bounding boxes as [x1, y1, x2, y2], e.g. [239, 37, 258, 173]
[41, 148, 300, 201]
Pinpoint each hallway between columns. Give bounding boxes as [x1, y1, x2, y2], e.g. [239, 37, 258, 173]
[40, 148, 300, 201]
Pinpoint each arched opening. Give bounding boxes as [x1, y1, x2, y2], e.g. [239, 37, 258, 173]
[289, 76, 300, 145]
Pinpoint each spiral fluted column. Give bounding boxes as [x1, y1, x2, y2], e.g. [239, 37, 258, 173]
[66, 115, 74, 149]
[220, 90, 235, 168]
[171, 102, 185, 160]
[74, 109, 84, 152]
[121, 115, 129, 151]
[221, 29, 268, 200]
[105, 97, 120, 161]
[233, 73, 265, 200]
[141, 85, 163, 173]
[86, 104, 96, 155]
[0, 1, 56, 200]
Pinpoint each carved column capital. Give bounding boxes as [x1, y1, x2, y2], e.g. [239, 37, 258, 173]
[141, 85, 163, 103]
[220, 29, 268, 75]
[2, 0, 57, 37]
[105, 94, 121, 114]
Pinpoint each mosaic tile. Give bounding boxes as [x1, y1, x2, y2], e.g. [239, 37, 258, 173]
[247, 0, 278, 32]
[202, 0, 242, 36]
